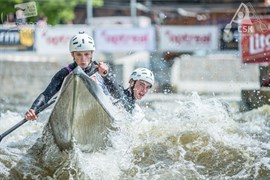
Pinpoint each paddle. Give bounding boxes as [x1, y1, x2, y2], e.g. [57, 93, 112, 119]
[0, 97, 57, 142]
[93, 61, 108, 75]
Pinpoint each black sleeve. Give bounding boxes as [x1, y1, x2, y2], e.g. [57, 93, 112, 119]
[103, 73, 135, 114]
[103, 73, 125, 99]
[30, 68, 69, 111]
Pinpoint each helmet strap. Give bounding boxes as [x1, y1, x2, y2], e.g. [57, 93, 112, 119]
[130, 80, 136, 100]
[73, 58, 77, 64]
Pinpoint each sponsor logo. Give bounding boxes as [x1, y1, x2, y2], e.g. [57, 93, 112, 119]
[224, 3, 268, 34]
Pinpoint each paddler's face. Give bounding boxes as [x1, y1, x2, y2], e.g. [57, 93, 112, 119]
[72, 51, 94, 68]
[131, 80, 151, 100]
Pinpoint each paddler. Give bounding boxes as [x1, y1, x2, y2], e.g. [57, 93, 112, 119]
[103, 68, 155, 114]
[25, 32, 109, 120]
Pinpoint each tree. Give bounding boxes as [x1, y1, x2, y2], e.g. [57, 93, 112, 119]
[0, 0, 104, 25]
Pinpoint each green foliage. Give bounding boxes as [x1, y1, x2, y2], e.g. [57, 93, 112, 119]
[0, 0, 23, 19]
[0, 0, 104, 25]
[93, 0, 104, 7]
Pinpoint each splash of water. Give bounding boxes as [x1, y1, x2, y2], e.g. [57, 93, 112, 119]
[1, 92, 270, 179]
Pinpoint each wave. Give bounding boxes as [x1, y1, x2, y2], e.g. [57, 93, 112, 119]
[1, 93, 270, 179]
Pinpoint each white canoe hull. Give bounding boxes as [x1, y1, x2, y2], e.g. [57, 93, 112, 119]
[49, 67, 118, 152]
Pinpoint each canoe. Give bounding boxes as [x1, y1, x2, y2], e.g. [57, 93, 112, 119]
[49, 66, 120, 152]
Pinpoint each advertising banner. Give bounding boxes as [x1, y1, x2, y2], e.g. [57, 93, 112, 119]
[159, 26, 218, 52]
[95, 27, 155, 52]
[35, 25, 92, 54]
[0, 27, 34, 51]
[241, 18, 270, 63]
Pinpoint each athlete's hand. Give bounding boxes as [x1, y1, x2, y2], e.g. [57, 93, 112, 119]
[96, 62, 108, 77]
[25, 109, 38, 121]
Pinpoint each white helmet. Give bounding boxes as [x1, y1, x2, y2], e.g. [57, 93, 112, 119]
[69, 32, 95, 52]
[130, 68, 155, 88]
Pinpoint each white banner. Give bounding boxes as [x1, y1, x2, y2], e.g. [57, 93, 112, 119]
[95, 27, 155, 52]
[35, 25, 92, 54]
[159, 26, 218, 52]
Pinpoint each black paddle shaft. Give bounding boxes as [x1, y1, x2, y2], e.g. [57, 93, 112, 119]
[0, 98, 56, 142]
[93, 61, 107, 75]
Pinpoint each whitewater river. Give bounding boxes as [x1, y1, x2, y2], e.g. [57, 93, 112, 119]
[0, 92, 270, 179]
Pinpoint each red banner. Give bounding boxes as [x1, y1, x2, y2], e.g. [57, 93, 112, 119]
[241, 18, 270, 63]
